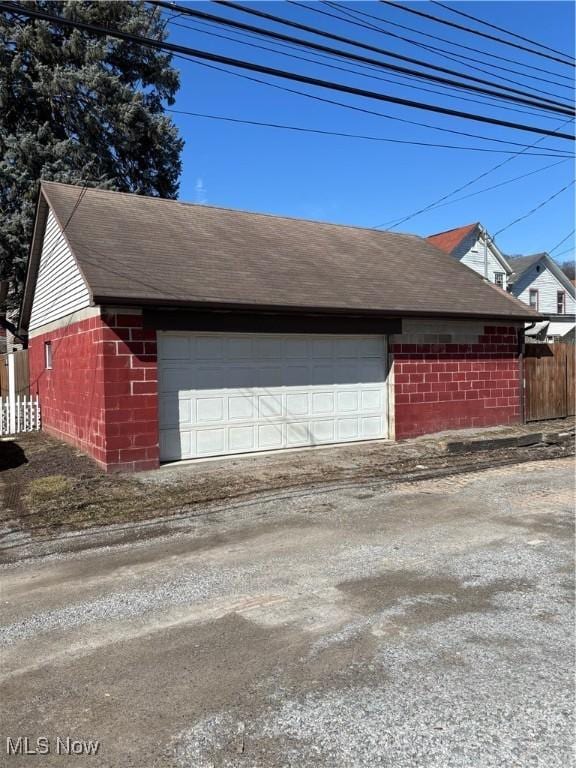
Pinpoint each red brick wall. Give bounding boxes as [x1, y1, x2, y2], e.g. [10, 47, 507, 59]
[29, 311, 159, 472]
[392, 322, 522, 439]
[29, 313, 523, 467]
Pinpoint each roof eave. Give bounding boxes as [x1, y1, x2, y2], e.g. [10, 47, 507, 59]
[18, 192, 49, 335]
[94, 294, 541, 323]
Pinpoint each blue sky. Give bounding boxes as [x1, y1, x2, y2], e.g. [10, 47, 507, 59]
[161, 1, 575, 265]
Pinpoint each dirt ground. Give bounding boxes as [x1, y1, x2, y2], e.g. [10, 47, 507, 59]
[0, 458, 573, 767]
[0, 420, 574, 544]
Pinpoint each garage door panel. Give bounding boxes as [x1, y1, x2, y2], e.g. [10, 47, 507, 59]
[256, 338, 281, 358]
[358, 338, 384, 356]
[312, 365, 333, 385]
[228, 367, 254, 388]
[362, 416, 384, 437]
[286, 393, 309, 415]
[228, 338, 254, 359]
[159, 367, 191, 393]
[334, 363, 358, 384]
[195, 366, 224, 389]
[196, 336, 224, 360]
[337, 391, 358, 412]
[159, 336, 190, 361]
[259, 394, 283, 418]
[361, 390, 383, 410]
[311, 339, 333, 358]
[197, 428, 225, 455]
[334, 339, 357, 357]
[229, 396, 255, 420]
[285, 339, 309, 358]
[311, 420, 335, 442]
[259, 424, 283, 448]
[312, 392, 334, 414]
[258, 367, 283, 387]
[158, 333, 388, 461]
[178, 399, 192, 425]
[284, 365, 309, 386]
[196, 397, 224, 422]
[286, 422, 310, 446]
[337, 418, 359, 440]
[229, 426, 255, 452]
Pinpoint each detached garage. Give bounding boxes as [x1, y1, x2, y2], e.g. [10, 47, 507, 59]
[20, 182, 540, 471]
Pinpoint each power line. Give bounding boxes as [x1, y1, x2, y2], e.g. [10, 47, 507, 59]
[301, 0, 572, 101]
[167, 106, 572, 212]
[166, 107, 574, 156]
[3, 2, 574, 141]
[206, 0, 573, 112]
[409, 159, 570, 212]
[431, 0, 575, 62]
[177, 53, 574, 156]
[164, 15, 564, 122]
[17, 0, 564, 154]
[380, 1, 575, 67]
[492, 180, 575, 237]
[548, 229, 575, 254]
[552, 246, 575, 260]
[319, 1, 574, 85]
[374, 116, 575, 229]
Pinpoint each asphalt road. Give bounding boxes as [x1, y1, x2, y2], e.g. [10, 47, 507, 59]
[0, 457, 574, 767]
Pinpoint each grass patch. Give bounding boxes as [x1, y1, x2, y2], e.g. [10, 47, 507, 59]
[26, 475, 72, 503]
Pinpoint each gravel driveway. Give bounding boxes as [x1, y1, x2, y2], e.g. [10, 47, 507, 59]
[0, 457, 574, 767]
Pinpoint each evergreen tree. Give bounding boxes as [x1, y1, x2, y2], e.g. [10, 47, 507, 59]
[0, 1, 184, 311]
[560, 260, 575, 281]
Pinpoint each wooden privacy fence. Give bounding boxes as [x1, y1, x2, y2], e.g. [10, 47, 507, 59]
[0, 351, 39, 436]
[524, 343, 575, 422]
[0, 395, 41, 436]
[0, 350, 29, 397]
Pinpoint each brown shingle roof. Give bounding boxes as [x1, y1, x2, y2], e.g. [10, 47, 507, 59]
[427, 223, 479, 255]
[29, 182, 539, 321]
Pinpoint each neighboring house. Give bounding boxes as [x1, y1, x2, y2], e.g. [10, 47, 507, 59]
[19, 182, 538, 472]
[507, 253, 576, 340]
[428, 224, 576, 341]
[427, 222, 511, 290]
[1, 313, 24, 353]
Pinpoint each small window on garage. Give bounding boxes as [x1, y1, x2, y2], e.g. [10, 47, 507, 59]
[44, 341, 53, 369]
[557, 291, 566, 314]
[529, 289, 539, 310]
[494, 272, 505, 288]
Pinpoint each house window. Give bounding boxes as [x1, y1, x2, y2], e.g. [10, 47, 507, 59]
[44, 341, 52, 369]
[494, 272, 505, 288]
[557, 291, 566, 314]
[529, 289, 539, 310]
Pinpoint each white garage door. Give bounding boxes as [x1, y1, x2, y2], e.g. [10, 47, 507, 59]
[158, 333, 388, 461]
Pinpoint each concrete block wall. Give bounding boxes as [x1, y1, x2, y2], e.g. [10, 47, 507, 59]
[390, 319, 522, 439]
[99, 310, 159, 471]
[29, 314, 109, 464]
[29, 309, 159, 472]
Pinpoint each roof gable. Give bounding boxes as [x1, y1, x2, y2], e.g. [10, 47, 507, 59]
[426, 223, 479, 255]
[20, 182, 540, 328]
[20, 192, 93, 333]
[509, 253, 576, 297]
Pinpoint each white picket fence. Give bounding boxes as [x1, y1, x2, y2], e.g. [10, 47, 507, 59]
[0, 395, 41, 436]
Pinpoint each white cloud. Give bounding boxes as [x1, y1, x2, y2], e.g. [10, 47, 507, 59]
[194, 177, 207, 205]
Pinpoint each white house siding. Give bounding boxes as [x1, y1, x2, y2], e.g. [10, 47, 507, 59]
[454, 232, 509, 289]
[512, 262, 576, 315]
[29, 210, 91, 331]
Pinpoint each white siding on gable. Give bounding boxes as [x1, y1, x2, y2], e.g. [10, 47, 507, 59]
[513, 261, 576, 315]
[29, 210, 91, 331]
[456, 232, 509, 289]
